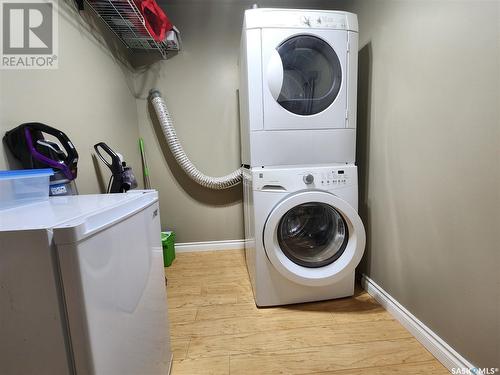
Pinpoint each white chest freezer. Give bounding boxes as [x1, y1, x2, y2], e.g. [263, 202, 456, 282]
[0, 191, 172, 375]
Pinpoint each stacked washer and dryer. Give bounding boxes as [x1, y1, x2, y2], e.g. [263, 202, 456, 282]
[239, 8, 366, 306]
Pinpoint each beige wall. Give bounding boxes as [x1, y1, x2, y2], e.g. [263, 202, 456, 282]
[134, 0, 345, 242]
[0, 1, 142, 194]
[350, 0, 500, 368]
[2, 0, 498, 367]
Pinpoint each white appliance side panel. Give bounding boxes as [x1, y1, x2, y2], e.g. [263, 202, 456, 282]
[240, 28, 263, 165]
[56, 201, 171, 375]
[243, 169, 256, 295]
[250, 128, 356, 166]
[0, 230, 71, 375]
[239, 28, 250, 165]
[246, 29, 264, 132]
[347, 31, 358, 129]
[261, 28, 348, 130]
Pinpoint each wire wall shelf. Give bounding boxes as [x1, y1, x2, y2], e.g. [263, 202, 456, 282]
[85, 0, 180, 59]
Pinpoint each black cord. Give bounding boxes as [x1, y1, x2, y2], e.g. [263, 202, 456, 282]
[74, 0, 84, 11]
[106, 175, 114, 193]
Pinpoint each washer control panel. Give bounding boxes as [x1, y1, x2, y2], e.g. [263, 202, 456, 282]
[252, 165, 357, 192]
[315, 169, 349, 186]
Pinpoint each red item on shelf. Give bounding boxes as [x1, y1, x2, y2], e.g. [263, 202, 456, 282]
[135, 0, 172, 42]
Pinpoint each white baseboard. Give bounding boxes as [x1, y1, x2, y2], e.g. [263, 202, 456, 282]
[175, 239, 245, 253]
[361, 275, 476, 374]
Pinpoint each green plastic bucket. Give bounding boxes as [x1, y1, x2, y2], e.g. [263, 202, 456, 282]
[161, 231, 175, 267]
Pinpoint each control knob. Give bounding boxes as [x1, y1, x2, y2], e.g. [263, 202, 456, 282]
[303, 174, 314, 185]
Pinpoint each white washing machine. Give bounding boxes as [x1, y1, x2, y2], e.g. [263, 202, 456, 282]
[243, 164, 365, 306]
[239, 8, 359, 167]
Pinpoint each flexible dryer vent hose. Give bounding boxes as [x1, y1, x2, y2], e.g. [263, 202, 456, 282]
[149, 89, 242, 190]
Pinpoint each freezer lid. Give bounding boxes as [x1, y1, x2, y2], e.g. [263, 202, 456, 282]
[0, 191, 158, 232]
[52, 191, 158, 245]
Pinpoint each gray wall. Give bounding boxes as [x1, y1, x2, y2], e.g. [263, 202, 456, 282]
[351, 0, 500, 369]
[134, 0, 345, 242]
[138, 0, 499, 367]
[0, 1, 142, 194]
[1, 0, 497, 368]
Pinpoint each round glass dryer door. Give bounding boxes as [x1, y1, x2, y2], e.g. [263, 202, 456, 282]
[271, 35, 342, 115]
[277, 202, 348, 268]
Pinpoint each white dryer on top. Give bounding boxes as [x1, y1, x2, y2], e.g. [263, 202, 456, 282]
[239, 8, 359, 167]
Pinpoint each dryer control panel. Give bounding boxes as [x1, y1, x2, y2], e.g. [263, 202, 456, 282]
[244, 9, 358, 32]
[252, 164, 357, 192]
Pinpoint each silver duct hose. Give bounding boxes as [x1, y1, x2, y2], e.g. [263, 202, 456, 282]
[149, 89, 242, 189]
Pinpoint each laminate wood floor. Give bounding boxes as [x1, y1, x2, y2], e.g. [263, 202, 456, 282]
[165, 250, 448, 375]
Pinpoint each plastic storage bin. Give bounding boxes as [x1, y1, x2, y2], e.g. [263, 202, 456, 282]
[161, 231, 175, 267]
[0, 169, 53, 210]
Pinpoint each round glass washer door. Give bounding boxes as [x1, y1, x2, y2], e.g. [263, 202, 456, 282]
[277, 202, 349, 268]
[263, 191, 365, 287]
[269, 35, 342, 116]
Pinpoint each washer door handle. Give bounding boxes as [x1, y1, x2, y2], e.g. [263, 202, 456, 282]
[267, 49, 284, 101]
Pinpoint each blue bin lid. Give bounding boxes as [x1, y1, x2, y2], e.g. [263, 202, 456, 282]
[0, 168, 54, 180]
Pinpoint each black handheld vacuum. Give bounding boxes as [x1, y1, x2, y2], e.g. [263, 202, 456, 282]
[94, 142, 137, 193]
[3, 122, 79, 195]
